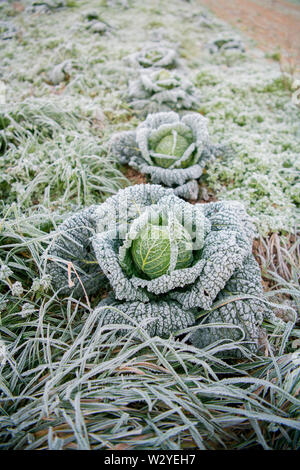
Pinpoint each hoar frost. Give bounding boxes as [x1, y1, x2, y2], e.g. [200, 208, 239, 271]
[47, 184, 277, 355]
[127, 68, 201, 116]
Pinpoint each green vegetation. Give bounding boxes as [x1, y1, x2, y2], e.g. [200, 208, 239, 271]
[0, 0, 299, 451]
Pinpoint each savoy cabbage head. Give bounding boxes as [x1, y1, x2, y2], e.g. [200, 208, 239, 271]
[47, 184, 276, 354]
[207, 34, 245, 54]
[25, 0, 66, 14]
[110, 111, 221, 200]
[0, 21, 18, 40]
[126, 44, 178, 69]
[127, 69, 201, 117]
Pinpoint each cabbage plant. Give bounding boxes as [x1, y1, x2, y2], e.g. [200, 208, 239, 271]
[103, 0, 130, 7]
[127, 69, 201, 117]
[0, 98, 76, 154]
[208, 35, 245, 54]
[25, 0, 66, 13]
[46, 60, 73, 85]
[47, 184, 276, 354]
[0, 21, 18, 40]
[83, 11, 109, 35]
[111, 111, 220, 200]
[126, 45, 178, 69]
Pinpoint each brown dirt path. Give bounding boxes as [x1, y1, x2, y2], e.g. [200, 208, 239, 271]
[199, 0, 300, 70]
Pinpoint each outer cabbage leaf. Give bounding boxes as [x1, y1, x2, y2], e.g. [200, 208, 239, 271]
[207, 35, 245, 54]
[46, 205, 105, 296]
[95, 295, 195, 337]
[191, 254, 276, 353]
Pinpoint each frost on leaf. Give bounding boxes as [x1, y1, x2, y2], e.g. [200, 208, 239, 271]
[25, 0, 66, 13]
[207, 34, 245, 54]
[110, 111, 220, 200]
[125, 44, 178, 69]
[46, 205, 105, 296]
[0, 98, 76, 154]
[47, 184, 275, 354]
[191, 255, 275, 354]
[102, 0, 131, 8]
[0, 21, 18, 41]
[46, 60, 73, 86]
[127, 69, 201, 117]
[95, 295, 195, 338]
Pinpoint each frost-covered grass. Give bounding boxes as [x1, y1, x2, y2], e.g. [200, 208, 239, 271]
[0, 0, 299, 450]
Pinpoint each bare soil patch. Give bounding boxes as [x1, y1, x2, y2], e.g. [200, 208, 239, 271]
[199, 0, 300, 69]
